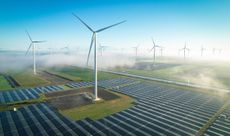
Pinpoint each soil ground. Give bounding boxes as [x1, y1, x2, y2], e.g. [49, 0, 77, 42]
[37, 71, 73, 85]
[46, 87, 120, 110]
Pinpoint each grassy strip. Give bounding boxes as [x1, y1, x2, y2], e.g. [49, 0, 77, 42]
[62, 85, 74, 90]
[60, 91, 134, 120]
[0, 75, 12, 90]
[195, 98, 230, 136]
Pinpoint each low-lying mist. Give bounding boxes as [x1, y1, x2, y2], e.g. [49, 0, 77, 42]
[1, 51, 230, 92]
[0, 52, 135, 73]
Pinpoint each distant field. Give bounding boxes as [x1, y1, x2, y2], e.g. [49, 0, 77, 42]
[47, 66, 120, 81]
[114, 61, 230, 89]
[0, 76, 12, 90]
[10, 70, 49, 87]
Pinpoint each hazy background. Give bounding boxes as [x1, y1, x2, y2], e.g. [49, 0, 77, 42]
[0, 0, 229, 57]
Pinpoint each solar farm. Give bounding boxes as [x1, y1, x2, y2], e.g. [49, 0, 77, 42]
[1, 77, 230, 136]
[1, 1, 230, 136]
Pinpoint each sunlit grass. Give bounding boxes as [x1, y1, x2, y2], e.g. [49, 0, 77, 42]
[0, 75, 12, 90]
[11, 70, 49, 87]
[47, 66, 120, 81]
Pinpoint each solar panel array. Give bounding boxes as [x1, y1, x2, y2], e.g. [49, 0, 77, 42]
[0, 78, 229, 136]
[205, 108, 230, 136]
[0, 103, 94, 136]
[0, 85, 64, 103]
[85, 80, 228, 136]
[66, 81, 93, 88]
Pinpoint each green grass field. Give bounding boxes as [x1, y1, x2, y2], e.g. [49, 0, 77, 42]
[10, 70, 49, 87]
[60, 92, 134, 120]
[47, 66, 120, 81]
[0, 76, 12, 90]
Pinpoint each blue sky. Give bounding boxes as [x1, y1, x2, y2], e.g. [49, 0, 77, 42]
[0, 0, 230, 54]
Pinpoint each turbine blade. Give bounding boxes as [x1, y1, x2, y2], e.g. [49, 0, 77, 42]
[149, 46, 154, 52]
[86, 34, 95, 65]
[25, 43, 32, 55]
[33, 40, 46, 43]
[151, 38, 156, 46]
[25, 30, 33, 42]
[72, 13, 94, 32]
[96, 20, 126, 33]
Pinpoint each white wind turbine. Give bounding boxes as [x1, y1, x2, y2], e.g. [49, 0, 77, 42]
[150, 38, 160, 64]
[180, 42, 190, 60]
[61, 46, 70, 54]
[212, 48, 216, 55]
[160, 46, 164, 57]
[25, 30, 45, 75]
[98, 44, 109, 56]
[132, 44, 140, 61]
[201, 46, 205, 57]
[73, 13, 126, 101]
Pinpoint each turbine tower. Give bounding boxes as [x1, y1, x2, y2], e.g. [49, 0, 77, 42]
[98, 44, 108, 56]
[61, 46, 69, 54]
[201, 46, 205, 57]
[160, 46, 164, 57]
[132, 44, 139, 61]
[73, 13, 125, 101]
[25, 30, 45, 75]
[180, 42, 190, 60]
[218, 49, 222, 54]
[150, 38, 160, 64]
[212, 48, 216, 55]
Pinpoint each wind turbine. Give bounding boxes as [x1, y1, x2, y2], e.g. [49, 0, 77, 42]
[150, 38, 160, 64]
[160, 46, 164, 57]
[132, 44, 139, 61]
[25, 30, 45, 75]
[212, 48, 216, 55]
[73, 13, 126, 101]
[201, 46, 205, 57]
[61, 46, 70, 54]
[98, 44, 108, 56]
[180, 42, 190, 60]
[218, 49, 222, 54]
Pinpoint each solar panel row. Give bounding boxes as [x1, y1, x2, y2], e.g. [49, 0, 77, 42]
[0, 85, 64, 103]
[205, 108, 230, 136]
[0, 103, 94, 136]
[66, 81, 93, 88]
